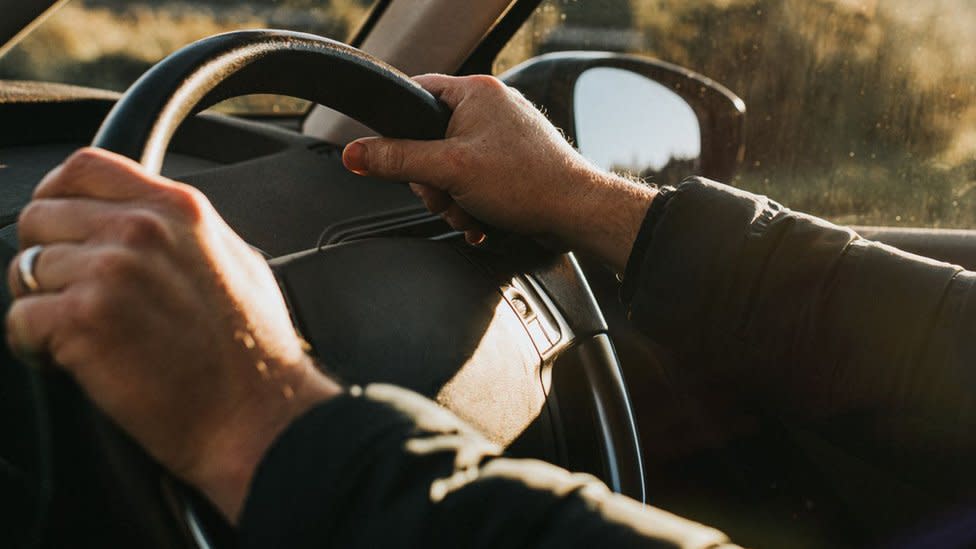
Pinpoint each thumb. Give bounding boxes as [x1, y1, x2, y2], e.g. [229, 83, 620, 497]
[342, 137, 449, 187]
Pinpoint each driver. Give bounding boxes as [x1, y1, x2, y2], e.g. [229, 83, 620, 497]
[7, 74, 975, 548]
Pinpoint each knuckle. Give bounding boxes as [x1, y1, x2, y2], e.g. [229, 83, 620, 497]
[442, 144, 472, 174]
[71, 285, 113, 326]
[115, 210, 170, 248]
[89, 248, 139, 281]
[60, 148, 102, 180]
[38, 314, 77, 367]
[47, 335, 75, 370]
[17, 200, 47, 231]
[70, 147, 104, 163]
[380, 142, 406, 177]
[34, 148, 101, 198]
[50, 335, 93, 371]
[467, 75, 507, 96]
[165, 184, 209, 223]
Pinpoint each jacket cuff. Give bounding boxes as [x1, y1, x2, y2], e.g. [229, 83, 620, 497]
[620, 177, 785, 356]
[237, 384, 497, 548]
[237, 389, 413, 548]
[619, 185, 678, 306]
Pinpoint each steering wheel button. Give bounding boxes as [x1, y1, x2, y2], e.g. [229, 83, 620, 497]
[538, 316, 561, 346]
[510, 295, 531, 318]
[526, 318, 554, 353]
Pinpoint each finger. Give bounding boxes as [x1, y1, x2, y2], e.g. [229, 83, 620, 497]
[342, 137, 456, 188]
[412, 74, 467, 109]
[414, 74, 510, 110]
[17, 198, 131, 247]
[8, 243, 90, 298]
[34, 147, 173, 202]
[464, 230, 486, 246]
[441, 203, 481, 232]
[409, 183, 453, 214]
[6, 293, 63, 359]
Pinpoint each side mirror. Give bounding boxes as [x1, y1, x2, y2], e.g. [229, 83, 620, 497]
[501, 52, 746, 185]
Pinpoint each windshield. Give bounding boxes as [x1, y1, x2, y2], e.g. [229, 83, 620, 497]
[0, 0, 378, 115]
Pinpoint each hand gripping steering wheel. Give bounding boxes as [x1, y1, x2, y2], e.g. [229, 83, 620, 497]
[25, 30, 644, 547]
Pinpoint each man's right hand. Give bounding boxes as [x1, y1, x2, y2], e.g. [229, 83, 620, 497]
[7, 149, 341, 521]
[341, 74, 656, 273]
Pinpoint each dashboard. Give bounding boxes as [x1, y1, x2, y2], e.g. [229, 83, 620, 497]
[0, 81, 435, 256]
[0, 78, 645, 547]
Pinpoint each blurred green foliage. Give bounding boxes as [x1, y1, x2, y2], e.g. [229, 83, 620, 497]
[562, 0, 634, 28]
[500, 0, 976, 228]
[1, 0, 974, 226]
[0, 0, 374, 113]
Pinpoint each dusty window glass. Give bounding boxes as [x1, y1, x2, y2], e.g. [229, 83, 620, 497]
[497, 0, 976, 228]
[0, 0, 377, 115]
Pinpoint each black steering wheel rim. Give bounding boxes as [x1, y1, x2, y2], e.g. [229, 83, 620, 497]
[83, 29, 459, 547]
[92, 29, 451, 171]
[17, 28, 643, 547]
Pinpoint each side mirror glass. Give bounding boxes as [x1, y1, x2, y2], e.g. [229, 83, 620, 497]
[574, 67, 701, 185]
[502, 52, 745, 184]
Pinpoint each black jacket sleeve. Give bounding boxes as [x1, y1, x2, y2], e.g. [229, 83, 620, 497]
[237, 176, 975, 546]
[622, 178, 976, 486]
[238, 384, 738, 548]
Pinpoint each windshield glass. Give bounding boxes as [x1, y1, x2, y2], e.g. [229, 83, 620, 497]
[0, 0, 378, 114]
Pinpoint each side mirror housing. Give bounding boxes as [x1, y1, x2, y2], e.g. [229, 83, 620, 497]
[501, 52, 746, 184]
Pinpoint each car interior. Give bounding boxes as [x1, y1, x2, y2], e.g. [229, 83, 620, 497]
[1, 0, 975, 548]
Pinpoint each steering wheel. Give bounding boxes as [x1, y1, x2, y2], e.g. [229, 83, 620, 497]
[25, 30, 644, 547]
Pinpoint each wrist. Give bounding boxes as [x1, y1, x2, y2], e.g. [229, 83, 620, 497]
[191, 355, 342, 522]
[555, 168, 657, 273]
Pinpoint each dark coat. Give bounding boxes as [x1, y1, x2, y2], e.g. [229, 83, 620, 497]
[239, 178, 976, 548]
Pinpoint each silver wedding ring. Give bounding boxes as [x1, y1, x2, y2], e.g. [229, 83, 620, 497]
[18, 244, 44, 294]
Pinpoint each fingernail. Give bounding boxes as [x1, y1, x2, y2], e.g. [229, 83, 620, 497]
[343, 142, 369, 175]
[465, 231, 486, 246]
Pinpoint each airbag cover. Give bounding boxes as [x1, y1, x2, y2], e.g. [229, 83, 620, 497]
[270, 238, 546, 446]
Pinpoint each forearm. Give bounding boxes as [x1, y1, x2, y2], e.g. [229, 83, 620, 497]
[195, 356, 340, 521]
[555, 169, 657, 273]
[238, 384, 737, 548]
[342, 75, 658, 273]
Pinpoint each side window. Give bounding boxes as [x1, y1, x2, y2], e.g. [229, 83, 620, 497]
[497, 0, 976, 229]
